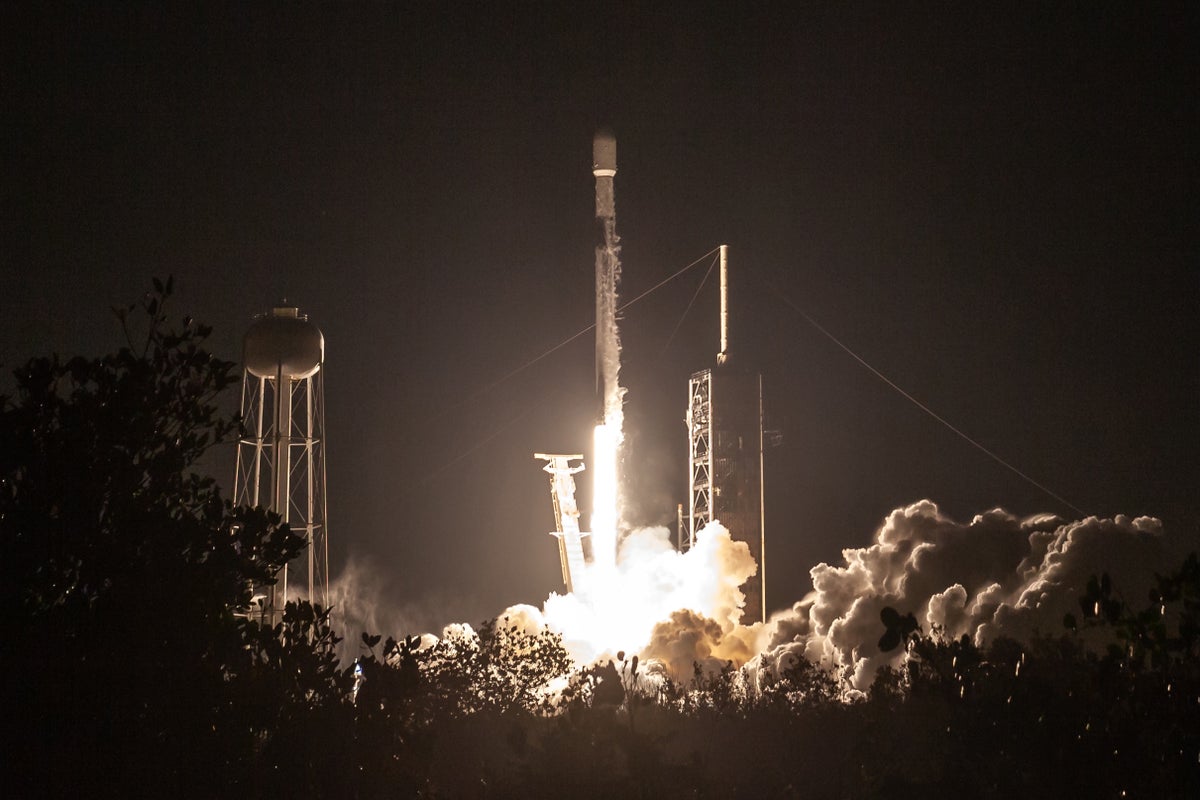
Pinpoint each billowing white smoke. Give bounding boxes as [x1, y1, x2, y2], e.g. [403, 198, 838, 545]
[504, 522, 766, 679]
[328, 501, 1175, 691]
[760, 500, 1171, 689]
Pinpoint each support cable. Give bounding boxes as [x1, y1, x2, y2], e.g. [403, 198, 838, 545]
[753, 268, 1086, 516]
[416, 406, 533, 488]
[424, 247, 720, 423]
[661, 251, 719, 355]
[407, 248, 720, 490]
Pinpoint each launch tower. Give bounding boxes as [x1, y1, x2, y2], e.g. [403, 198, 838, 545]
[233, 305, 330, 621]
[686, 246, 766, 623]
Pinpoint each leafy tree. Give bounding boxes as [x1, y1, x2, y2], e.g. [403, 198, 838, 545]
[1063, 556, 1200, 798]
[347, 618, 576, 796]
[858, 563, 1200, 799]
[362, 616, 575, 722]
[0, 282, 346, 795]
[756, 651, 844, 711]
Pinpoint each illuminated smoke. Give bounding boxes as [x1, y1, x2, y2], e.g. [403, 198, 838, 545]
[332, 498, 1172, 695]
[589, 422, 621, 577]
[758, 500, 1171, 689]
[532, 521, 765, 676]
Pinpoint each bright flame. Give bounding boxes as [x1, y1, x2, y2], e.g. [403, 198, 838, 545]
[590, 422, 620, 573]
[528, 413, 763, 675]
[541, 522, 760, 672]
[516, 166, 767, 676]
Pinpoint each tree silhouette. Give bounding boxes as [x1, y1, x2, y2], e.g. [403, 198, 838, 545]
[0, 282, 344, 795]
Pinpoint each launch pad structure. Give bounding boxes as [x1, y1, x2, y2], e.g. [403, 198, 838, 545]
[685, 245, 767, 624]
[535, 135, 767, 625]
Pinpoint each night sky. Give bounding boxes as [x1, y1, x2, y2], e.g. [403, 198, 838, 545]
[4, 3, 1197, 633]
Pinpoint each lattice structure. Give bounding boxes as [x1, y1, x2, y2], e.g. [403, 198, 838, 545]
[686, 366, 765, 624]
[684, 245, 767, 622]
[686, 370, 713, 551]
[233, 307, 329, 622]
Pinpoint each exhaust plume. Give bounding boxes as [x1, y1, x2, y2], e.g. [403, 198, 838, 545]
[328, 501, 1176, 694]
[534, 521, 762, 672]
[760, 500, 1172, 688]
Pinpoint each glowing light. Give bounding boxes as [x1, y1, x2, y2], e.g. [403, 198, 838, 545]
[540, 521, 760, 675]
[518, 130, 769, 677]
[590, 422, 620, 574]
[529, 399, 761, 676]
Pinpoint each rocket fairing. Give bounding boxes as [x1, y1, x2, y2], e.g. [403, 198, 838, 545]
[593, 129, 623, 424]
[592, 129, 617, 178]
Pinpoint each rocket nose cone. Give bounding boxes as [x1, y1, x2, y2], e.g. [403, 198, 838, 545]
[593, 129, 617, 174]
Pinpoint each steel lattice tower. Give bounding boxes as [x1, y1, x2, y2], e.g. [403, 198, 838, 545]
[233, 305, 330, 621]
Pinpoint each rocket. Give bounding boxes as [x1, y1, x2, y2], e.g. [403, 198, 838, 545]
[590, 128, 624, 571]
[593, 128, 617, 196]
[592, 129, 622, 423]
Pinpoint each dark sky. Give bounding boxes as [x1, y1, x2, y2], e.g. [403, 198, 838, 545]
[4, 3, 1197, 631]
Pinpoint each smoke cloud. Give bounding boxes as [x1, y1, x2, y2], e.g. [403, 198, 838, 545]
[534, 522, 764, 675]
[325, 501, 1177, 692]
[760, 500, 1171, 688]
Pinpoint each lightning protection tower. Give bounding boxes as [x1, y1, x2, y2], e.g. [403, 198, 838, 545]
[686, 245, 766, 624]
[234, 305, 330, 622]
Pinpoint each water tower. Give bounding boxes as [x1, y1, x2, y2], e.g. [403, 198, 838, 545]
[233, 305, 329, 621]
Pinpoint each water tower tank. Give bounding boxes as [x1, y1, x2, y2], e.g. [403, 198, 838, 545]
[243, 306, 324, 379]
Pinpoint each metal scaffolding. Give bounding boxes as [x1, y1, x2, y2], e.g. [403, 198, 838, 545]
[686, 370, 713, 551]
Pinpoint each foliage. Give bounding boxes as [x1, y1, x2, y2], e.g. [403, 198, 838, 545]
[756, 650, 844, 711]
[416, 617, 575, 717]
[1068, 552, 1200, 672]
[858, 562, 1200, 799]
[877, 605, 919, 653]
[0, 282, 342, 795]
